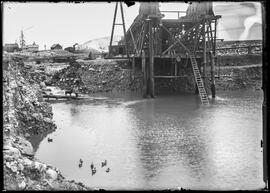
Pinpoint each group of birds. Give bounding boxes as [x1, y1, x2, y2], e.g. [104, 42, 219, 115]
[79, 159, 110, 175]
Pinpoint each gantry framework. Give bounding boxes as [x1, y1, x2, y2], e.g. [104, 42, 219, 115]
[108, 2, 221, 102]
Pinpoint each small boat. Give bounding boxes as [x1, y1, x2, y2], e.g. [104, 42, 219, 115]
[48, 138, 53, 142]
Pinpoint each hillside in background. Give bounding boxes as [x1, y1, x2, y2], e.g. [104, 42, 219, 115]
[79, 35, 122, 53]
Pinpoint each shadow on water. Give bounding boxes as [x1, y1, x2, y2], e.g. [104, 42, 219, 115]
[28, 129, 55, 153]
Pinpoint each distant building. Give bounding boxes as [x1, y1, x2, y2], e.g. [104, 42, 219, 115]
[51, 44, 62, 50]
[23, 43, 39, 52]
[4, 43, 20, 52]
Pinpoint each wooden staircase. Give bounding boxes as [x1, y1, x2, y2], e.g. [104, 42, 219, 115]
[189, 53, 209, 105]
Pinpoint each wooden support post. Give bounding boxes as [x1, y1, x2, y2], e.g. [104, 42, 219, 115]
[203, 21, 207, 81]
[108, 2, 118, 57]
[139, 24, 146, 55]
[248, 45, 252, 54]
[217, 55, 220, 77]
[119, 2, 129, 58]
[175, 61, 177, 76]
[149, 20, 155, 98]
[142, 50, 147, 98]
[132, 57, 135, 81]
[210, 52, 216, 98]
[213, 19, 217, 55]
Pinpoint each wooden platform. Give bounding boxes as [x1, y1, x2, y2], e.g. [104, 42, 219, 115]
[43, 94, 82, 100]
[43, 94, 109, 102]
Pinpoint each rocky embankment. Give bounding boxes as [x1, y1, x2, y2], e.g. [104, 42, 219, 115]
[3, 55, 91, 190]
[51, 59, 143, 94]
[215, 65, 262, 91]
[50, 58, 262, 95]
[154, 64, 262, 94]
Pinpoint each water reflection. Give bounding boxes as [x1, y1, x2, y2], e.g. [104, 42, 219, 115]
[70, 104, 80, 116]
[34, 90, 264, 190]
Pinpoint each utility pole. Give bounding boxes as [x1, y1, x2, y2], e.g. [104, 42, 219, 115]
[19, 26, 34, 49]
[19, 30, 25, 49]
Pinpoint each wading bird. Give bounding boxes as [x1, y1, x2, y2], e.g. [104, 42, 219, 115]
[90, 162, 94, 170]
[101, 160, 107, 167]
[92, 167, 96, 175]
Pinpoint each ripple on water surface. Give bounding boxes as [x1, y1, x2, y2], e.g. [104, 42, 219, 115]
[34, 90, 264, 190]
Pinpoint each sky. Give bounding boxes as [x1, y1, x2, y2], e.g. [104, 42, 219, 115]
[2, 2, 263, 49]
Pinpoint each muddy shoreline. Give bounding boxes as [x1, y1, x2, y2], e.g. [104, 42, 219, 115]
[3, 55, 92, 190]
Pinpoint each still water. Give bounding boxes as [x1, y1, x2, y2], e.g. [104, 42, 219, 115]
[34, 89, 264, 190]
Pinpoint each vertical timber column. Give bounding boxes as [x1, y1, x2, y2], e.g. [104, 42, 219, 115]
[142, 50, 147, 98]
[149, 19, 155, 98]
[210, 51, 216, 98]
[120, 2, 129, 58]
[202, 21, 207, 82]
[213, 19, 217, 54]
[132, 57, 135, 81]
[212, 19, 217, 98]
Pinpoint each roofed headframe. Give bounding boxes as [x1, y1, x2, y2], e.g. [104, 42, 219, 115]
[185, 2, 214, 17]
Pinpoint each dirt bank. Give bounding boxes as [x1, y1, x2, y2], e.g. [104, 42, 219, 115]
[49, 57, 262, 95]
[218, 54, 262, 66]
[215, 65, 262, 91]
[3, 55, 91, 190]
[51, 59, 143, 94]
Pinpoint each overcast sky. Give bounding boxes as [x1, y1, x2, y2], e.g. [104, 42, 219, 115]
[3, 2, 262, 49]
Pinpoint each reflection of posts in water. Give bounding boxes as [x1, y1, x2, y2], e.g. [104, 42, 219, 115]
[70, 105, 79, 116]
[142, 50, 147, 98]
[148, 19, 155, 98]
[210, 51, 216, 98]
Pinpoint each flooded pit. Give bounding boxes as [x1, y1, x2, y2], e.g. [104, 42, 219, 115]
[32, 89, 264, 190]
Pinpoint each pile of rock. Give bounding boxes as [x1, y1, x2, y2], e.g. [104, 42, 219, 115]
[51, 59, 143, 94]
[215, 65, 262, 90]
[216, 40, 262, 56]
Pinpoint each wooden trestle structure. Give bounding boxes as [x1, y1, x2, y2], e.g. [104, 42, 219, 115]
[108, 2, 221, 104]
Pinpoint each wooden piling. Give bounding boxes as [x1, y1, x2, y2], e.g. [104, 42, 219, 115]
[202, 21, 207, 81]
[149, 19, 155, 98]
[132, 57, 135, 81]
[210, 51, 216, 98]
[174, 61, 177, 76]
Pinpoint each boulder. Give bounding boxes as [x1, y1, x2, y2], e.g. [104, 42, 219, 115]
[18, 181, 26, 190]
[5, 161, 18, 173]
[22, 157, 33, 167]
[33, 161, 47, 172]
[4, 146, 21, 159]
[16, 138, 34, 156]
[46, 169, 58, 180]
